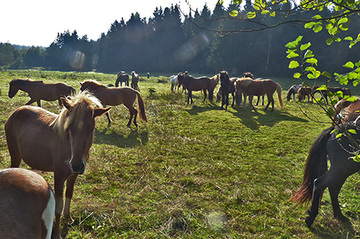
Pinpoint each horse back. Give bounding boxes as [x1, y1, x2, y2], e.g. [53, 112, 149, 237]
[184, 77, 212, 91]
[94, 86, 137, 106]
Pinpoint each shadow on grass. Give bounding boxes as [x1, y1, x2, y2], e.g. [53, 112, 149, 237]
[186, 103, 308, 131]
[94, 128, 149, 148]
[309, 220, 357, 238]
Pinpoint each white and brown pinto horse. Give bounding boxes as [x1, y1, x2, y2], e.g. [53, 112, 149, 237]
[0, 168, 55, 239]
[5, 92, 110, 239]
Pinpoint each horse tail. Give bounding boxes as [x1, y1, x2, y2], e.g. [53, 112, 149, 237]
[289, 126, 334, 205]
[135, 91, 148, 122]
[276, 84, 284, 108]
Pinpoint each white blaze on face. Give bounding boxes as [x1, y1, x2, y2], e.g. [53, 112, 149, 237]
[42, 190, 55, 239]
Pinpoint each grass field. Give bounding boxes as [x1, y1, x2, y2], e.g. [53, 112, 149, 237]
[1, 70, 360, 238]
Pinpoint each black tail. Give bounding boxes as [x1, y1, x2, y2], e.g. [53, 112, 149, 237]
[290, 126, 334, 205]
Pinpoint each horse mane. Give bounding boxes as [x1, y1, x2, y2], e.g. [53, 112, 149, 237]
[81, 79, 106, 89]
[11, 78, 44, 85]
[51, 91, 102, 137]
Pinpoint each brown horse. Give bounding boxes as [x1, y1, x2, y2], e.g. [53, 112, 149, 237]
[0, 168, 55, 239]
[115, 71, 129, 87]
[8, 79, 76, 107]
[5, 92, 110, 239]
[177, 72, 214, 104]
[80, 80, 148, 127]
[235, 78, 284, 111]
[131, 71, 140, 91]
[333, 97, 360, 123]
[297, 86, 313, 102]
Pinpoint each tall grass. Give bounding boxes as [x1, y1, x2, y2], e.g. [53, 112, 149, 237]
[1, 70, 360, 238]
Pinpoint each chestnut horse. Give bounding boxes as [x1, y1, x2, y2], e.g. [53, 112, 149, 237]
[8, 79, 76, 107]
[115, 71, 129, 87]
[131, 71, 140, 91]
[297, 86, 313, 102]
[235, 78, 284, 111]
[5, 92, 110, 239]
[286, 85, 302, 101]
[290, 119, 360, 227]
[177, 72, 214, 104]
[0, 168, 55, 239]
[80, 80, 148, 127]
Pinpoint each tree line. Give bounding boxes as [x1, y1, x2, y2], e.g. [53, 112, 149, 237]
[0, 1, 359, 78]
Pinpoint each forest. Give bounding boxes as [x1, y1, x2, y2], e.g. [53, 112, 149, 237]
[0, 1, 359, 78]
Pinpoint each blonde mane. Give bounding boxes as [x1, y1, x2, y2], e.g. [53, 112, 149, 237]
[51, 91, 103, 137]
[81, 79, 106, 88]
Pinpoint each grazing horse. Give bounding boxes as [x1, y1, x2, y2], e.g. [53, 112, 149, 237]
[235, 78, 284, 111]
[290, 119, 360, 227]
[0, 168, 55, 239]
[177, 72, 213, 104]
[8, 79, 75, 107]
[131, 71, 140, 91]
[170, 75, 179, 93]
[115, 71, 129, 87]
[313, 86, 352, 104]
[80, 80, 148, 127]
[297, 86, 313, 102]
[286, 85, 302, 101]
[5, 92, 110, 239]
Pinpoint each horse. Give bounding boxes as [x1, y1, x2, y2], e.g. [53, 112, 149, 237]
[131, 71, 140, 91]
[0, 168, 55, 239]
[297, 86, 313, 102]
[290, 118, 360, 228]
[333, 97, 360, 124]
[312, 86, 351, 104]
[115, 71, 129, 87]
[219, 71, 235, 110]
[177, 72, 214, 104]
[80, 80, 148, 127]
[8, 79, 76, 107]
[235, 78, 284, 112]
[170, 75, 179, 93]
[286, 85, 302, 101]
[4, 92, 110, 239]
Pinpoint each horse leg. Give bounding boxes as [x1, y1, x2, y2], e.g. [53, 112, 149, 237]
[203, 90, 207, 102]
[187, 91, 192, 104]
[25, 98, 37, 106]
[52, 173, 67, 239]
[63, 174, 78, 222]
[105, 111, 112, 127]
[305, 173, 330, 228]
[264, 95, 274, 111]
[127, 106, 138, 127]
[262, 95, 265, 105]
[329, 176, 349, 222]
[256, 96, 260, 106]
[37, 100, 41, 107]
[249, 95, 257, 112]
[231, 93, 235, 107]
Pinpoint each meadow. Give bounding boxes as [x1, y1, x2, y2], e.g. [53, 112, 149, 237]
[1, 70, 360, 238]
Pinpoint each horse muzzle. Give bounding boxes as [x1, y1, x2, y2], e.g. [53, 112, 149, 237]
[69, 160, 86, 175]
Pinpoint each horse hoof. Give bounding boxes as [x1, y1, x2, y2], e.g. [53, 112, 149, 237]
[305, 216, 314, 228]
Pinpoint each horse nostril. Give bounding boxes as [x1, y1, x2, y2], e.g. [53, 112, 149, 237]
[69, 161, 85, 174]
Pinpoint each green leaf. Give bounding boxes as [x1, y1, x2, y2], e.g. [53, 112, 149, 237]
[336, 133, 343, 139]
[247, 11, 256, 19]
[229, 10, 239, 17]
[304, 50, 314, 58]
[293, 72, 301, 78]
[289, 61, 300, 69]
[304, 22, 316, 29]
[343, 61, 354, 69]
[326, 38, 334, 45]
[313, 24, 323, 33]
[339, 24, 349, 31]
[313, 15, 322, 20]
[306, 58, 318, 65]
[322, 71, 332, 78]
[348, 129, 357, 134]
[345, 96, 358, 102]
[287, 52, 299, 58]
[300, 43, 311, 51]
[344, 36, 353, 41]
[217, 0, 224, 5]
[338, 17, 349, 24]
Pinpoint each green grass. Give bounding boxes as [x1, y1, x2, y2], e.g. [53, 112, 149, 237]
[1, 70, 360, 238]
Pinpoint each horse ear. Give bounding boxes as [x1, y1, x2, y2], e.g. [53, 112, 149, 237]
[61, 97, 72, 110]
[93, 107, 111, 118]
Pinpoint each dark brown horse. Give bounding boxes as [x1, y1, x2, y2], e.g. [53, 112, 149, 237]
[235, 78, 284, 111]
[290, 119, 360, 227]
[177, 72, 214, 104]
[115, 71, 130, 87]
[219, 71, 236, 110]
[131, 71, 140, 91]
[312, 86, 352, 104]
[297, 86, 313, 102]
[8, 79, 76, 107]
[0, 168, 55, 239]
[5, 92, 110, 239]
[80, 80, 148, 127]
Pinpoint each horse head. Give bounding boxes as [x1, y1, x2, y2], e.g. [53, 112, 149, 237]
[219, 71, 230, 86]
[8, 79, 20, 98]
[57, 93, 110, 174]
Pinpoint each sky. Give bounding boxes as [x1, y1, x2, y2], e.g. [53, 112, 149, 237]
[0, 0, 230, 47]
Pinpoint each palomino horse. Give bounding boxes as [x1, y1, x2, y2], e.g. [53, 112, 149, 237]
[286, 85, 302, 101]
[235, 78, 284, 111]
[131, 71, 140, 91]
[290, 117, 360, 227]
[80, 80, 148, 127]
[5, 92, 110, 239]
[297, 86, 313, 102]
[0, 168, 55, 239]
[115, 71, 129, 87]
[8, 79, 76, 107]
[177, 72, 214, 104]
